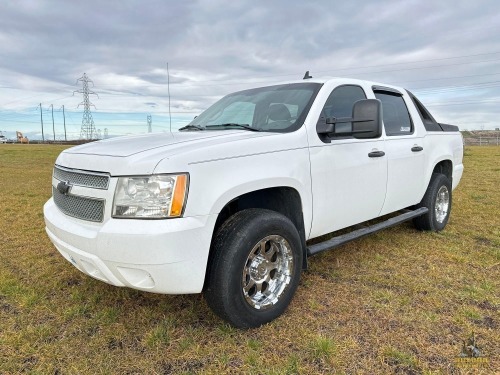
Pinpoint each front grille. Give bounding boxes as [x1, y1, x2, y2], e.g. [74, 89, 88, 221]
[53, 166, 109, 190]
[53, 187, 105, 222]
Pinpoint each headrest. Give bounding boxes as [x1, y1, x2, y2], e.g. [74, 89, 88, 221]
[268, 103, 291, 121]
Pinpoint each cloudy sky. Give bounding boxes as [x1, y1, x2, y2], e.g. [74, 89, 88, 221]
[1, 0, 499, 140]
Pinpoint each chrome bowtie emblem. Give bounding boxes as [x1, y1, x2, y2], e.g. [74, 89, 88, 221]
[57, 180, 72, 195]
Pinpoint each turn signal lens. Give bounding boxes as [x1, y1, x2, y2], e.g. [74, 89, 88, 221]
[170, 174, 188, 217]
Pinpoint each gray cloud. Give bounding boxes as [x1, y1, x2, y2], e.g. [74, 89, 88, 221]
[0, 0, 499, 138]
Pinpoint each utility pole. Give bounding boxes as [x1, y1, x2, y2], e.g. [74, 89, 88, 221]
[74, 73, 98, 140]
[60, 105, 67, 141]
[39, 103, 45, 143]
[51, 104, 55, 142]
[147, 115, 152, 133]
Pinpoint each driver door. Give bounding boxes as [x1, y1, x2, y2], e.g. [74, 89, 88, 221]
[308, 84, 388, 238]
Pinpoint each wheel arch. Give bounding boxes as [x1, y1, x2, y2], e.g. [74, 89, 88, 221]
[421, 157, 453, 201]
[432, 159, 453, 179]
[204, 185, 308, 289]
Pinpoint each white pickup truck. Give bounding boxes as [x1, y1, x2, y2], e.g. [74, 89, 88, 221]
[44, 77, 464, 328]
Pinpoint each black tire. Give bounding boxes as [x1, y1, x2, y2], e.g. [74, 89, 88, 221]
[204, 209, 303, 328]
[413, 173, 452, 231]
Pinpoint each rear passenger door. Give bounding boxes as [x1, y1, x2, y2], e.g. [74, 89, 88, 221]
[374, 88, 425, 215]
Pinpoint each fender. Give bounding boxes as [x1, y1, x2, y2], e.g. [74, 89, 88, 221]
[420, 155, 453, 201]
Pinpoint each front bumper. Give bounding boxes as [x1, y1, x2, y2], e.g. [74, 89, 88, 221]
[44, 198, 217, 294]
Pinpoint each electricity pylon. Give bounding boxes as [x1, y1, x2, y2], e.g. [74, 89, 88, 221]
[74, 73, 98, 140]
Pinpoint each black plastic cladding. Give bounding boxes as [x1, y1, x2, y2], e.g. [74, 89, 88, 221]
[406, 90, 459, 132]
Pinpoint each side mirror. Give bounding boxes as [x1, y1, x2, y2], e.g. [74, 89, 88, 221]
[316, 99, 382, 140]
[351, 99, 382, 139]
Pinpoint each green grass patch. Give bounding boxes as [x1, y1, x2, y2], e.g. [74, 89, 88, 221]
[383, 347, 419, 372]
[310, 336, 337, 359]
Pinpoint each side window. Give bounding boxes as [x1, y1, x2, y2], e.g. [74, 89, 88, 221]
[318, 85, 367, 134]
[374, 92, 413, 136]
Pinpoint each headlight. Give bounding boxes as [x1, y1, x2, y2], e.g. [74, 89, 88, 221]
[112, 174, 188, 219]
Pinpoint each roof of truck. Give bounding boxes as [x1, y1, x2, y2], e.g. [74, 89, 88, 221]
[274, 77, 406, 93]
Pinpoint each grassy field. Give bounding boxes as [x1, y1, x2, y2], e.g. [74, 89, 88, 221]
[0, 144, 498, 374]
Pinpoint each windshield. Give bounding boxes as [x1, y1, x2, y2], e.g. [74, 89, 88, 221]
[187, 82, 322, 132]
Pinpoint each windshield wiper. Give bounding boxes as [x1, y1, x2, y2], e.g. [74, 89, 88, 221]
[179, 124, 205, 131]
[205, 123, 260, 132]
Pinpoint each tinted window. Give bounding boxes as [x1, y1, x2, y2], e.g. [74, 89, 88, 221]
[318, 85, 366, 133]
[189, 83, 322, 133]
[374, 92, 413, 136]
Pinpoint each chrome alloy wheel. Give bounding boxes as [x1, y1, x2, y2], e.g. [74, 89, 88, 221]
[435, 185, 450, 223]
[242, 235, 294, 310]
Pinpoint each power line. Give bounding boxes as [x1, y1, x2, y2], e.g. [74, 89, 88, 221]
[412, 80, 500, 92]
[2, 51, 500, 114]
[94, 51, 500, 87]
[425, 98, 500, 106]
[390, 72, 500, 86]
[0, 119, 37, 124]
[0, 114, 37, 120]
[313, 52, 500, 75]
[2, 65, 500, 137]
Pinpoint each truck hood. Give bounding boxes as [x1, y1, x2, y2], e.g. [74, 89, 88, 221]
[56, 130, 284, 175]
[63, 131, 256, 157]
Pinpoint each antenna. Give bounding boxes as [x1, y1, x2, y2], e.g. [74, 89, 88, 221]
[74, 73, 99, 140]
[303, 71, 313, 80]
[167, 62, 172, 132]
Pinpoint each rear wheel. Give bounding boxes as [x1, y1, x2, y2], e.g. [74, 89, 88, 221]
[204, 209, 302, 328]
[413, 173, 452, 231]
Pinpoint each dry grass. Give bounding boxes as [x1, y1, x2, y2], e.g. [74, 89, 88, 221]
[0, 144, 498, 374]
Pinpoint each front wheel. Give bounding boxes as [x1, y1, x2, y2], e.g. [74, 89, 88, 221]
[204, 209, 303, 328]
[413, 173, 452, 231]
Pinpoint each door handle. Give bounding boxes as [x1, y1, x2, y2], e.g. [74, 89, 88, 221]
[368, 150, 385, 158]
[411, 146, 423, 152]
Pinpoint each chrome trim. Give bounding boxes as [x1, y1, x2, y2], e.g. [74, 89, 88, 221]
[242, 235, 294, 310]
[435, 185, 450, 224]
[53, 165, 110, 190]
